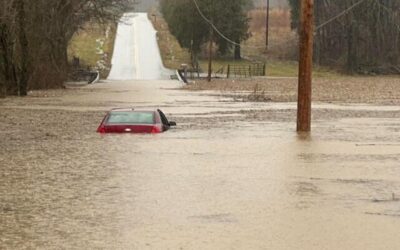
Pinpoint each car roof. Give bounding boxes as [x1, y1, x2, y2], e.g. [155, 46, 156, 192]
[110, 108, 159, 113]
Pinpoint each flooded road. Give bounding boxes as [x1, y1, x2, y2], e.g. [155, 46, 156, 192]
[1, 80, 400, 249]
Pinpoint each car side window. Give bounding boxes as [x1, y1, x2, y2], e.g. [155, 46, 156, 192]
[158, 110, 169, 126]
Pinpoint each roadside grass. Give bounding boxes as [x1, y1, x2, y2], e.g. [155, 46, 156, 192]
[148, 10, 191, 70]
[68, 22, 117, 78]
[267, 60, 339, 78]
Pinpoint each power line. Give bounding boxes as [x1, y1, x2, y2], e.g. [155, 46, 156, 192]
[191, 0, 265, 49]
[315, 0, 368, 31]
[315, 0, 400, 32]
[191, 0, 240, 46]
[192, 0, 397, 49]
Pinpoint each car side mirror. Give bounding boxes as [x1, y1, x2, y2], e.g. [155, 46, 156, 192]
[169, 121, 177, 126]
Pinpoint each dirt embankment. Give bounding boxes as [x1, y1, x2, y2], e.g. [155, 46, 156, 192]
[184, 76, 400, 105]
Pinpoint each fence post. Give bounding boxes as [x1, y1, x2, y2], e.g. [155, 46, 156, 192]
[227, 65, 230, 78]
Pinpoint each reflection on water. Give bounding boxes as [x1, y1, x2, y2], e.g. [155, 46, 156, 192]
[1, 81, 400, 249]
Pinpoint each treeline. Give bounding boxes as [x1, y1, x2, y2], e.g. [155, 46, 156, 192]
[0, 0, 134, 97]
[289, 0, 400, 73]
[159, 0, 251, 64]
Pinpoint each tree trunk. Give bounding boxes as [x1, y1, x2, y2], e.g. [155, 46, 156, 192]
[0, 25, 16, 96]
[347, 21, 357, 74]
[16, 0, 29, 96]
[207, 27, 213, 82]
[0, 80, 5, 98]
[59, 37, 70, 83]
[313, 0, 321, 65]
[234, 44, 241, 60]
[0, 28, 8, 97]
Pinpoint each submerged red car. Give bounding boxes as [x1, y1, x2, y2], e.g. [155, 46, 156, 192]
[97, 108, 176, 134]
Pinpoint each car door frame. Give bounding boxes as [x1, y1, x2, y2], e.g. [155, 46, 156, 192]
[157, 109, 170, 131]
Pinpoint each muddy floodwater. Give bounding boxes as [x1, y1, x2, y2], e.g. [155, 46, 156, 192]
[1, 80, 400, 249]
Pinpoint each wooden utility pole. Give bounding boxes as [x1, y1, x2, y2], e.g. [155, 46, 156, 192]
[266, 0, 270, 49]
[297, 0, 314, 132]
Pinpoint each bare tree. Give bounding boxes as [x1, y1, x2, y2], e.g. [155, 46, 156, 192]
[0, 0, 16, 97]
[290, 0, 400, 73]
[0, 0, 135, 96]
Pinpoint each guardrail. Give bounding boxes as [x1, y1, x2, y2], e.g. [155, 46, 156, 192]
[176, 69, 188, 84]
[70, 70, 100, 84]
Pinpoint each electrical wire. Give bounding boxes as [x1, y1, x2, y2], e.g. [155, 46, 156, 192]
[315, 0, 400, 32]
[192, 0, 397, 49]
[315, 0, 368, 31]
[191, 0, 266, 49]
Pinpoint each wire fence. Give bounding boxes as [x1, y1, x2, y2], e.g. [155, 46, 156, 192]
[178, 62, 266, 82]
[226, 63, 266, 78]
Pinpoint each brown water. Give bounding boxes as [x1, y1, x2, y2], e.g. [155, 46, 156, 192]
[1, 80, 400, 249]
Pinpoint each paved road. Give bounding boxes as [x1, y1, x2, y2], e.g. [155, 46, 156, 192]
[108, 13, 171, 80]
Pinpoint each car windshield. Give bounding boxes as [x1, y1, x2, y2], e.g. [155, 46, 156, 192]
[107, 111, 155, 124]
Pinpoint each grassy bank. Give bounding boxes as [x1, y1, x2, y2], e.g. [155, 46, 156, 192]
[68, 22, 117, 78]
[148, 11, 191, 69]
